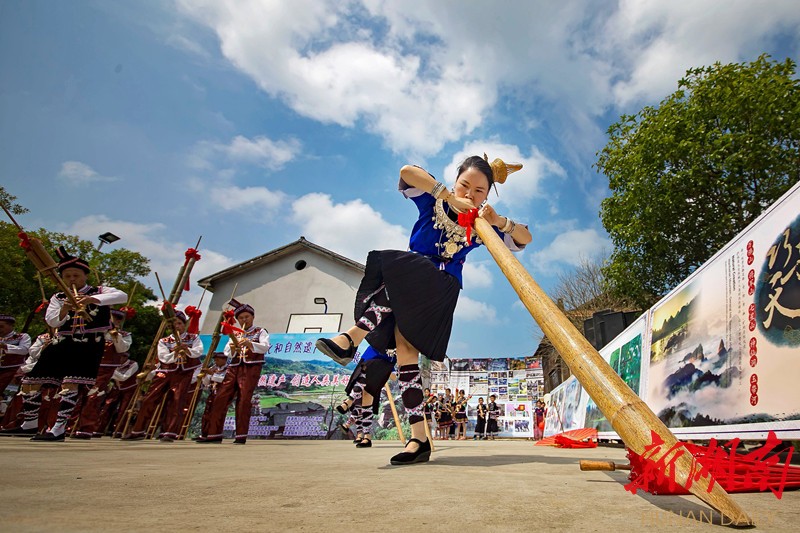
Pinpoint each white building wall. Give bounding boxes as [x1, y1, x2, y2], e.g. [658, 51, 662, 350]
[199, 249, 362, 335]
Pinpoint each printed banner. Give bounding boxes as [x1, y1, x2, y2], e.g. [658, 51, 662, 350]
[646, 182, 800, 439]
[192, 333, 410, 440]
[585, 316, 648, 438]
[544, 375, 587, 437]
[428, 357, 543, 438]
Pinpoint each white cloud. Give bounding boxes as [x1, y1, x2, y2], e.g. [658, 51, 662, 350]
[191, 134, 302, 171]
[57, 161, 118, 185]
[213, 183, 288, 212]
[462, 262, 493, 289]
[174, 1, 504, 156]
[175, 0, 800, 159]
[605, 0, 800, 107]
[64, 215, 233, 313]
[290, 192, 408, 261]
[531, 227, 611, 273]
[455, 295, 497, 323]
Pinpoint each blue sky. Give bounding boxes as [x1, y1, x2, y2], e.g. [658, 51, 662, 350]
[2, 1, 799, 359]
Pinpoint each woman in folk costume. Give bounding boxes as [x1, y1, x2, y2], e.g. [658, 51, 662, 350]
[486, 394, 500, 440]
[453, 389, 470, 440]
[24, 247, 127, 441]
[317, 155, 531, 464]
[336, 344, 397, 448]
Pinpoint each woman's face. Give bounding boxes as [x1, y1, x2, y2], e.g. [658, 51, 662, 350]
[453, 167, 490, 207]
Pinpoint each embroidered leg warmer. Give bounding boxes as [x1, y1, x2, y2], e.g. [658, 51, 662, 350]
[398, 364, 424, 425]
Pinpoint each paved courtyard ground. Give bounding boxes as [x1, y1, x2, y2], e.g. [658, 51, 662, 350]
[0, 438, 796, 532]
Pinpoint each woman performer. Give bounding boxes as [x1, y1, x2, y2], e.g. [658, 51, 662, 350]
[453, 389, 470, 440]
[473, 396, 487, 440]
[486, 394, 500, 440]
[422, 388, 437, 437]
[338, 345, 397, 448]
[316, 156, 531, 465]
[436, 393, 453, 440]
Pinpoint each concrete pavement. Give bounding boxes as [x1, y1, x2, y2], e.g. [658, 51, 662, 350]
[0, 437, 796, 532]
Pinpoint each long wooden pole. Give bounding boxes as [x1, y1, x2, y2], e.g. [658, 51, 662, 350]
[178, 283, 236, 439]
[383, 383, 405, 445]
[473, 217, 752, 526]
[117, 239, 203, 437]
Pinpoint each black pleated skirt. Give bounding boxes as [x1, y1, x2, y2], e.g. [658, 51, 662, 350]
[24, 335, 105, 386]
[355, 250, 460, 362]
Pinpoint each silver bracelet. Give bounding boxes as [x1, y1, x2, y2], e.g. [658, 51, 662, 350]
[501, 218, 516, 234]
[430, 181, 445, 199]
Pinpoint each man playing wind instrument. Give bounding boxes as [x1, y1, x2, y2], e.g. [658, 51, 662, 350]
[22, 247, 127, 441]
[198, 300, 268, 445]
[71, 308, 133, 439]
[123, 309, 203, 442]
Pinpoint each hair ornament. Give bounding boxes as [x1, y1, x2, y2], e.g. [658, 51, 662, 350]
[483, 153, 522, 184]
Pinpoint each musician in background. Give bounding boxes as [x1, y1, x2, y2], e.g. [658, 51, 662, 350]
[0, 314, 31, 426]
[473, 396, 487, 440]
[436, 391, 453, 440]
[72, 308, 132, 439]
[486, 394, 500, 440]
[25, 247, 126, 441]
[122, 309, 202, 441]
[97, 353, 139, 437]
[199, 300, 268, 445]
[453, 389, 470, 440]
[195, 352, 229, 442]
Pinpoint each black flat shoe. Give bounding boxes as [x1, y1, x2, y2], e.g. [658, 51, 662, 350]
[355, 438, 372, 448]
[390, 438, 431, 465]
[196, 437, 222, 444]
[335, 398, 353, 414]
[315, 333, 355, 366]
[233, 438, 246, 445]
[0, 427, 38, 437]
[31, 432, 65, 442]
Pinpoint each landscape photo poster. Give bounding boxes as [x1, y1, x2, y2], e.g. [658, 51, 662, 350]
[646, 182, 800, 440]
[584, 315, 648, 438]
[544, 375, 587, 437]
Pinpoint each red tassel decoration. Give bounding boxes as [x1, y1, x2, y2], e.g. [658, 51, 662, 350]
[458, 208, 479, 243]
[184, 305, 203, 334]
[182, 248, 202, 291]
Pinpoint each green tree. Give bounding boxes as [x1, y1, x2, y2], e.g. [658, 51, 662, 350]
[0, 186, 28, 216]
[596, 54, 800, 307]
[0, 221, 157, 338]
